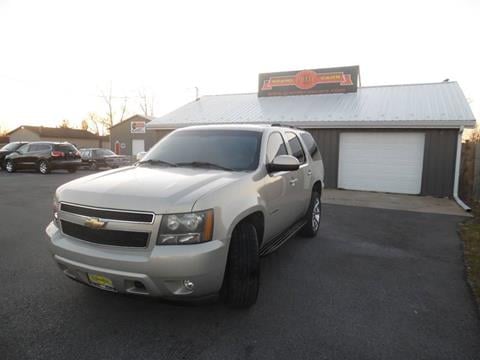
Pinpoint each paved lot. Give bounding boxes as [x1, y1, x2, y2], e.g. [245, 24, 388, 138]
[1, 171, 479, 360]
[324, 189, 469, 217]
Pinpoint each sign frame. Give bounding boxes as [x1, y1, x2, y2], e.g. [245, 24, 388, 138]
[258, 65, 359, 97]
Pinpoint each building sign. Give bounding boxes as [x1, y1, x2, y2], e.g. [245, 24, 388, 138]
[131, 121, 146, 134]
[258, 66, 359, 97]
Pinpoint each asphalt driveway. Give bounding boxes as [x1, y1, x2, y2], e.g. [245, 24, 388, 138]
[1, 171, 479, 359]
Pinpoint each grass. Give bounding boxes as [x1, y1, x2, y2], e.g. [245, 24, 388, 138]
[459, 206, 480, 311]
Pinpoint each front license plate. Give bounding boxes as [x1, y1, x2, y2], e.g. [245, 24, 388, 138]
[87, 273, 116, 291]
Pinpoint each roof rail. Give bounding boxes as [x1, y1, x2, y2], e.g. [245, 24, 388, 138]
[271, 123, 301, 130]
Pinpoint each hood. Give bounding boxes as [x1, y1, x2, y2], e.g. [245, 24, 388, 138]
[57, 165, 245, 213]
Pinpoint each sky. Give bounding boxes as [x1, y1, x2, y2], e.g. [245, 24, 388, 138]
[0, 0, 478, 133]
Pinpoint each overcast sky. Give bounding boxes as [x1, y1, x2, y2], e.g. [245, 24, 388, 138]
[0, 0, 478, 131]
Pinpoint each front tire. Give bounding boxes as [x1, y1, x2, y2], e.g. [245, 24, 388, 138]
[5, 160, 15, 173]
[222, 222, 260, 308]
[38, 160, 50, 174]
[300, 191, 321, 237]
[89, 161, 97, 171]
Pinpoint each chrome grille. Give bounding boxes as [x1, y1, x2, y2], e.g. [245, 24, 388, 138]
[60, 203, 154, 223]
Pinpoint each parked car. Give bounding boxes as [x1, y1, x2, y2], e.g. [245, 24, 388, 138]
[136, 151, 147, 161]
[5, 142, 82, 174]
[46, 125, 324, 307]
[80, 148, 130, 170]
[0, 142, 29, 169]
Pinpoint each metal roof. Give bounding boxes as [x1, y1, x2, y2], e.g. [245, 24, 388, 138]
[8, 125, 100, 139]
[148, 81, 476, 129]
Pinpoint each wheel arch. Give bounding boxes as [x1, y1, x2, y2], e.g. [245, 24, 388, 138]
[227, 208, 265, 248]
[313, 180, 323, 196]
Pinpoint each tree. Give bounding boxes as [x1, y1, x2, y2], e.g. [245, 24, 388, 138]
[138, 89, 155, 117]
[81, 112, 104, 135]
[59, 119, 71, 128]
[100, 82, 128, 131]
[468, 126, 480, 143]
[0, 122, 7, 136]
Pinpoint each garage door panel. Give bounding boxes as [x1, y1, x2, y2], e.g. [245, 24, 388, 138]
[338, 133, 425, 194]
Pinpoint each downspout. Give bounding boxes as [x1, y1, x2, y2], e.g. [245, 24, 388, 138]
[453, 126, 471, 211]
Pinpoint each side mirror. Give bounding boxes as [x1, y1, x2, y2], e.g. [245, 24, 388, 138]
[266, 155, 300, 173]
[136, 151, 147, 161]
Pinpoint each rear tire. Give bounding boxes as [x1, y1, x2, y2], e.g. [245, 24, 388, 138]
[5, 160, 15, 173]
[38, 160, 50, 174]
[67, 167, 77, 173]
[300, 191, 321, 237]
[89, 161, 97, 171]
[222, 222, 260, 308]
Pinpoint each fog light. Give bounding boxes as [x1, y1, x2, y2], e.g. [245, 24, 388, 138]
[183, 280, 194, 290]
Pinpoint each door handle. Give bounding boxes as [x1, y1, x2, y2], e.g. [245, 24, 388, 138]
[307, 169, 312, 176]
[289, 178, 298, 186]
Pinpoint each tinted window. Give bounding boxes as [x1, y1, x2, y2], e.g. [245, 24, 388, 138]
[266, 132, 288, 163]
[28, 144, 42, 152]
[54, 144, 78, 152]
[80, 150, 90, 159]
[16, 144, 29, 153]
[300, 132, 322, 161]
[144, 130, 262, 171]
[0, 142, 24, 151]
[285, 132, 306, 164]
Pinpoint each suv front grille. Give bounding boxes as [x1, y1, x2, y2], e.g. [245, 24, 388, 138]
[60, 203, 154, 223]
[61, 220, 149, 248]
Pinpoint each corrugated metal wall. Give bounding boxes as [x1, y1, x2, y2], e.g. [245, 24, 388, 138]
[147, 127, 457, 197]
[307, 128, 457, 197]
[421, 130, 457, 197]
[306, 129, 340, 188]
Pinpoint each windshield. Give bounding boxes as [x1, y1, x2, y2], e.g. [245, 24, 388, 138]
[1, 142, 24, 151]
[143, 129, 263, 171]
[97, 149, 115, 156]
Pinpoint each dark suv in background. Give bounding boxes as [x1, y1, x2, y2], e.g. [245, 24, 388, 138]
[5, 142, 82, 174]
[80, 148, 130, 170]
[0, 142, 29, 169]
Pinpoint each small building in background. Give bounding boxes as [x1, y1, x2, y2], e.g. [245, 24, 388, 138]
[0, 136, 9, 147]
[109, 115, 168, 156]
[7, 126, 108, 149]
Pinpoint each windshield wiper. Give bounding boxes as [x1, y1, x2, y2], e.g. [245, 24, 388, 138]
[175, 161, 233, 171]
[138, 159, 177, 167]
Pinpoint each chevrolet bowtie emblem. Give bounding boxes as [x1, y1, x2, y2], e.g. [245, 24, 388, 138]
[84, 218, 106, 230]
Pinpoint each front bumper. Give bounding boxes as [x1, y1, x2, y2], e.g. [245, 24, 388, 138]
[45, 221, 228, 298]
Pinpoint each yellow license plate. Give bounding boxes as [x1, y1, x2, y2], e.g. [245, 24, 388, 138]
[87, 273, 115, 290]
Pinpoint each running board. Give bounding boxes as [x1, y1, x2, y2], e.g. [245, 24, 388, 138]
[259, 219, 306, 257]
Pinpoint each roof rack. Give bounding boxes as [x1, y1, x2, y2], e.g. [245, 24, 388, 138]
[271, 123, 301, 130]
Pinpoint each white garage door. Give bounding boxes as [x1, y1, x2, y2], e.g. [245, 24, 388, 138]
[338, 132, 425, 194]
[132, 139, 145, 156]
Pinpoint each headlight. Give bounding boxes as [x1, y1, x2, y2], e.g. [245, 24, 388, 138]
[53, 195, 60, 224]
[157, 210, 214, 245]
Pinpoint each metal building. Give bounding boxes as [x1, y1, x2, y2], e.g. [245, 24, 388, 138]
[146, 67, 476, 198]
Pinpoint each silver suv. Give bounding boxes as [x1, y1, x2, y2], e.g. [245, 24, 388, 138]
[46, 124, 324, 307]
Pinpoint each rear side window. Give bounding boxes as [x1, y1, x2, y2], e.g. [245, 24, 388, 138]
[266, 132, 288, 163]
[28, 144, 40, 152]
[28, 144, 50, 152]
[285, 132, 306, 164]
[55, 144, 78, 152]
[300, 132, 322, 161]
